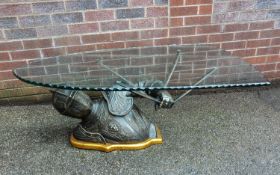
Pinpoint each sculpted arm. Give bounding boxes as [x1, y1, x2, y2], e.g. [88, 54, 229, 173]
[139, 80, 175, 109]
[52, 90, 96, 120]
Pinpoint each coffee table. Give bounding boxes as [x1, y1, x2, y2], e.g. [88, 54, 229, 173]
[13, 45, 270, 152]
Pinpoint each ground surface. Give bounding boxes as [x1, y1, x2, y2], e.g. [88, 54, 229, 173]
[1, 88, 280, 175]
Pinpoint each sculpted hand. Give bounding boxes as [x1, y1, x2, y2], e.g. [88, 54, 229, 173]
[158, 91, 174, 109]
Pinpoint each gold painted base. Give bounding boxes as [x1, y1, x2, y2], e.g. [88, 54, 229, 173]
[70, 127, 163, 152]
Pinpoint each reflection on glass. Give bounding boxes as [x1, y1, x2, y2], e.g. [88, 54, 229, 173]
[13, 45, 270, 91]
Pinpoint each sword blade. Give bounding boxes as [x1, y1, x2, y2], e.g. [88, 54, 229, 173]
[174, 67, 218, 103]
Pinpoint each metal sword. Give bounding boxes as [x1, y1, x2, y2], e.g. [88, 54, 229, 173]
[164, 49, 181, 87]
[174, 67, 218, 103]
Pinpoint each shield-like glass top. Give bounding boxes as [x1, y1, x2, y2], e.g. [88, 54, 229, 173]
[13, 45, 270, 91]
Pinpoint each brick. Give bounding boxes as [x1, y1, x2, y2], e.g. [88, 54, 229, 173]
[32, 2, 64, 13]
[10, 50, 41, 60]
[199, 5, 212, 15]
[42, 48, 66, 57]
[0, 41, 22, 51]
[213, 13, 239, 23]
[268, 9, 280, 19]
[112, 31, 139, 41]
[267, 55, 280, 63]
[66, 0, 97, 11]
[37, 25, 68, 37]
[244, 56, 266, 64]
[257, 46, 280, 55]
[145, 65, 166, 74]
[0, 71, 15, 81]
[277, 64, 280, 70]
[171, 18, 183, 26]
[186, 0, 212, 5]
[155, 38, 181, 46]
[131, 19, 154, 29]
[224, 23, 248, 32]
[271, 38, 280, 45]
[130, 0, 153, 6]
[182, 35, 208, 44]
[0, 31, 4, 40]
[126, 40, 153, 48]
[155, 18, 168, 28]
[256, 0, 280, 9]
[101, 21, 129, 31]
[85, 10, 114, 21]
[255, 64, 276, 72]
[0, 61, 26, 71]
[0, 52, 10, 61]
[111, 48, 140, 56]
[232, 49, 256, 57]
[0, 87, 49, 98]
[222, 41, 246, 50]
[239, 11, 267, 21]
[140, 29, 168, 39]
[69, 23, 99, 34]
[52, 13, 83, 24]
[116, 8, 144, 19]
[155, 0, 168, 5]
[147, 7, 168, 17]
[184, 16, 211, 25]
[82, 34, 111, 44]
[67, 45, 96, 54]
[249, 21, 274, 30]
[98, 0, 128, 8]
[97, 59, 129, 67]
[247, 39, 271, 48]
[54, 36, 81, 46]
[169, 27, 196, 36]
[228, 1, 255, 12]
[170, 7, 198, 16]
[5, 28, 37, 40]
[170, 0, 184, 6]
[0, 79, 28, 90]
[19, 15, 51, 28]
[96, 42, 125, 50]
[141, 47, 167, 55]
[209, 33, 234, 42]
[0, 4, 31, 17]
[0, 17, 18, 29]
[213, 2, 227, 14]
[197, 25, 221, 34]
[235, 31, 259, 40]
[263, 71, 280, 80]
[260, 29, 280, 38]
[130, 57, 153, 66]
[23, 39, 52, 49]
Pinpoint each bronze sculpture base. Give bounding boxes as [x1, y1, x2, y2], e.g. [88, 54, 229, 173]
[51, 86, 173, 152]
[70, 127, 163, 152]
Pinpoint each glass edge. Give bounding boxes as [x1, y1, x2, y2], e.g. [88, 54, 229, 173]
[12, 69, 271, 92]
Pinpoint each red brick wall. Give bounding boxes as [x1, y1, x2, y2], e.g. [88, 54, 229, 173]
[170, 0, 280, 80]
[0, 0, 279, 100]
[212, 0, 280, 80]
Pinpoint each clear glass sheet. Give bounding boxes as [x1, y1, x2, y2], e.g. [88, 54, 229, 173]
[13, 45, 270, 91]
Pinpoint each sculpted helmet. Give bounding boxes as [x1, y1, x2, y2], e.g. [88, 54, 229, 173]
[52, 90, 93, 119]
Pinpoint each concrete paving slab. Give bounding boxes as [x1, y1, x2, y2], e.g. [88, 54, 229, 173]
[258, 88, 280, 111]
[0, 88, 280, 175]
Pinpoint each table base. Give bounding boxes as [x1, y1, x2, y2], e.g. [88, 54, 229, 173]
[70, 127, 163, 152]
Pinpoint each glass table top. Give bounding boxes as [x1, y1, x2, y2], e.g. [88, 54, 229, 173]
[13, 45, 270, 91]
